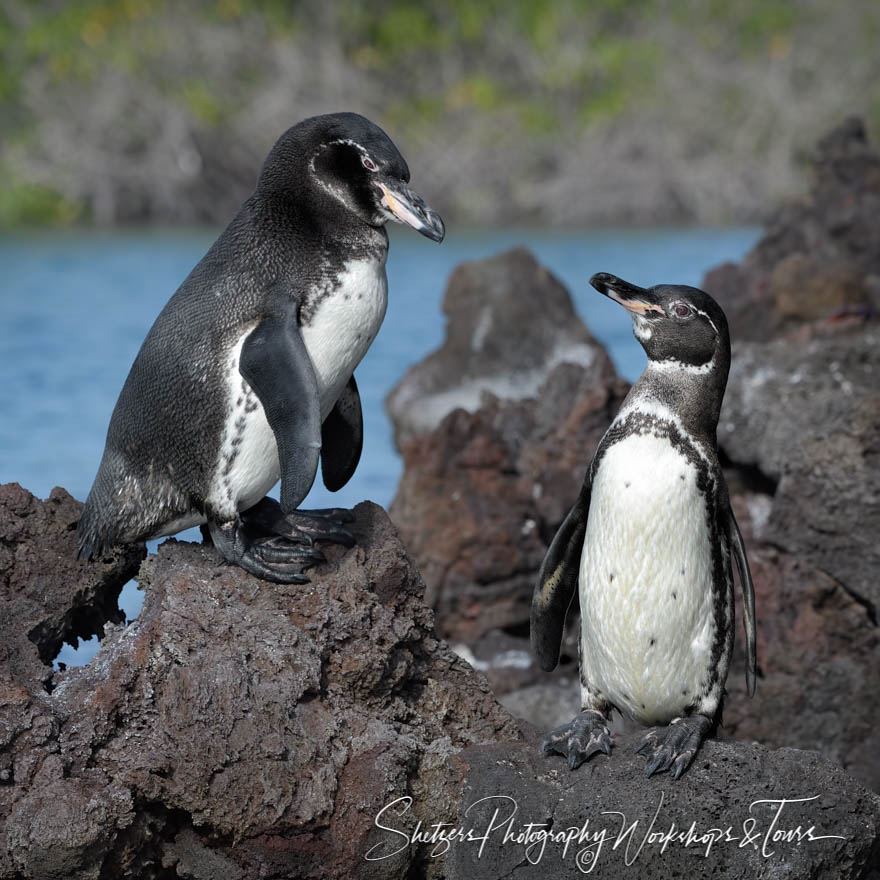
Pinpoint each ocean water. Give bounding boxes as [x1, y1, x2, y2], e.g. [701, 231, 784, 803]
[0, 225, 758, 665]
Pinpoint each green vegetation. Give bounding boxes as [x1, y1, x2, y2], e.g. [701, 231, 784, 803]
[0, 180, 81, 226]
[1, 0, 878, 226]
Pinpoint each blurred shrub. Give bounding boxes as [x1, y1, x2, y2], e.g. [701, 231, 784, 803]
[0, 0, 878, 226]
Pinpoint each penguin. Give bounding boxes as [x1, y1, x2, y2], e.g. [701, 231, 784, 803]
[77, 112, 444, 584]
[530, 272, 756, 779]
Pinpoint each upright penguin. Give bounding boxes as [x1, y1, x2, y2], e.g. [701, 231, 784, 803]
[531, 272, 756, 779]
[78, 112, 444, 584]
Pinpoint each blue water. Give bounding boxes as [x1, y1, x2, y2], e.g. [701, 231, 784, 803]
[0, 225, 758, 665]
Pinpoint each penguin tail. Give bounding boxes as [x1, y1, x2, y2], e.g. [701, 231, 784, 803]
[75, 533, 105, 562]
[75, 502, 111, 561]
[76, 467, 124, 561]
[76, 448, 145, 561]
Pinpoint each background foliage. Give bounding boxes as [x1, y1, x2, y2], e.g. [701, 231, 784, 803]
[1, 0, 878, 226]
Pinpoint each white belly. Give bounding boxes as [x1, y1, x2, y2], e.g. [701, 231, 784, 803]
[149, 330, 280, 536]
[301, 258, 388, 420]
[579, 432, 716, 724]
[204, 258, 388, 519]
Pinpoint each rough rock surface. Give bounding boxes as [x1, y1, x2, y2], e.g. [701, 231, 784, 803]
[388, 249, 628, 644]
[714, 328, 880, 792]
[701, 123, 880, 794]
[0, 482, 145, 691]
[3, 489, 879, 878]
[704, 116, 880, 341]
[411, 738, 880, 879]
[386, 247, 617, 449]
[0, 488, 520, 880]
[720, 329, 880, 613]
[720, 532, 880, 793]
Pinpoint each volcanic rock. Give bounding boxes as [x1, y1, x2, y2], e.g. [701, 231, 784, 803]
[2, 487, 879, 878]
[699, 120, 880, 794]
[703, 116, 880, 341]
[0, 487, 520, 880]
[0, 482, 144, 691]
[386, 247, 615, 448]
[713, 325, 880, 791]
[719, 327, 880, 612]
[388, 249, 628, 643]
[413, 738, 880, 879]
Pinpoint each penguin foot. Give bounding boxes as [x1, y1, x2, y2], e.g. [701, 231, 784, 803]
[636, 714, 712, 779]
[253, 535, 326, 566]
[208, 517, 325, 585]
[241, 497, 355, 547]
[540, 709, 613, 770]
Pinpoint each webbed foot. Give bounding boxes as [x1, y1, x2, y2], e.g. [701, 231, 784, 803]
[540, 709, 613, 770]
[208, 517, 326, 585]
[636, 714, 712, 779]
[241, 497, 355, 547]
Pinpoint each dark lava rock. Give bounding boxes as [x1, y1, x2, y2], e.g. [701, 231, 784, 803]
[0, 482, 144, 691]
[721, 537, 880, 793]
[719, 328, 880, 613]
[2, 488, 878, 878]
[702, 120, 880, 796]
[388, 249, 628, 644]
[386, 247, 616, 448]
[450, 628, 548, 698]
[714, 327, 880, 792]
[704, 116, 880, 341]
[402, 738, 880, 879]
[0, 491, 520, 880]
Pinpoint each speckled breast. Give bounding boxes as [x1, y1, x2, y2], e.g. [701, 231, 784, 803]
[578, 429, 717, 724]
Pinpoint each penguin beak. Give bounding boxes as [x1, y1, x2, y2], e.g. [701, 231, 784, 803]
[590, 272, 663, 315]
[375, 180, 445, 242]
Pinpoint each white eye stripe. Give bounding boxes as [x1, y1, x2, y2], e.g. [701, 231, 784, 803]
[692, 307, 719, 336]
[669, 302, 720, 336]
[327, 138, 377, 170]
[328, 138, 362, 150]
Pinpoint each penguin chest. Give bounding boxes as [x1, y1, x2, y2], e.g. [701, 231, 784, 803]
[301, 258, 388, 420]
[579, 432, 717, 724]
[207, 258, 388, 518]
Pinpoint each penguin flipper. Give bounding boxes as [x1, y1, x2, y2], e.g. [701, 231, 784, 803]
[727, 506, 757, 697]
[321, 375, 363, 492]
[530, 479, 591, 672]
[240, 306, 321, 513]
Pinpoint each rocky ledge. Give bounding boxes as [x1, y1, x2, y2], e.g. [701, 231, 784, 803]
[0, 485, 519, 879]
[428, 738, 879, 879]
[704, 119, 880, 792]
[2, 485, 878, 878]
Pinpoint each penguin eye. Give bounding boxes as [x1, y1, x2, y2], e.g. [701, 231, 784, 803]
[672, 303, 692, 319]
[361, 155, 377, 172]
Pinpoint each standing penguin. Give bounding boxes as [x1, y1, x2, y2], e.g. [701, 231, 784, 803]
[531, 272, 756, 779]
[77, 112, 444, 584]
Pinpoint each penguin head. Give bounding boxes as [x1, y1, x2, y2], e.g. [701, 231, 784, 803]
[258, 112, 444, 241]
[590, 272, 730, 373]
